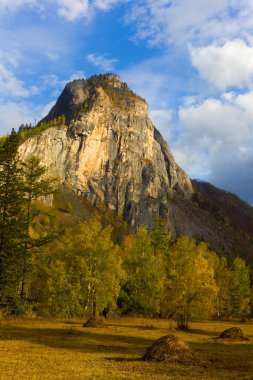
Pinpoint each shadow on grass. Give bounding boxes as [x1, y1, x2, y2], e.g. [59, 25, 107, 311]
[186, 328, 218, 337]
[63, 320, 82, 325]
[107, 323, 160, 331]
[190, 340, 253, 372]
[106, 357, 141, 362]
[0, 324, 154, 355]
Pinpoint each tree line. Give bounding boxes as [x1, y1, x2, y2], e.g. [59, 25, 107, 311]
[18, 115, 66, 143]
[0, 130, 252, 322]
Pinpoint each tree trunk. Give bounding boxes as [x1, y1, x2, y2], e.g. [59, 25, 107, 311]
[92, 286, 97, 317]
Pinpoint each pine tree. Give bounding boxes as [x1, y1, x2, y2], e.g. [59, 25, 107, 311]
[0, 131, 58, 307]
[150, 216, 171, 255]
[20, 156, 57, 299]
[0, 130, 24, 302]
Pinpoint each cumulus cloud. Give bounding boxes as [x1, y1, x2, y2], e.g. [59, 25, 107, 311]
[94, 0, 125, 11]
[149, 109, 173, 142]
[86, 53, 118, 71]
[127, 0, 253, 46]
[0, 102, 35, 134]
[0, 0, 124, 21]
[0, 50, 38, 98]
[55, 0, 125, 21]
[172, 92, 253, 202]
[55, 0, 92, 21]
[190, 40, 253, 89]
[0, 101, 57, 135]
[0, 0, 39, 13]
[120, 57, 177, 109]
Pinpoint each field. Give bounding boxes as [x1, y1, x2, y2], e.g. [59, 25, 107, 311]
[0, 317, 253, 380]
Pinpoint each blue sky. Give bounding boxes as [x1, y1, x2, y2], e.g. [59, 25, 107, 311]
[1, 0, 253, 203]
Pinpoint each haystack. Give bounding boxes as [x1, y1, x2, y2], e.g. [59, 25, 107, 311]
[217, 327, 249, 341]
[82, 316, 105, 328]
[142, 334, 206, 366]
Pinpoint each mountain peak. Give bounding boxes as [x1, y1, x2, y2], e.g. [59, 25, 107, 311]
[43, 74, 145, 124]
[18, 73, 253, 261]
[89, 73, 124, 88]
[19, 73, 193, 230]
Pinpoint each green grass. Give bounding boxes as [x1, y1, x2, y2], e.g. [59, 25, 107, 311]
[0, 318, 252, 379]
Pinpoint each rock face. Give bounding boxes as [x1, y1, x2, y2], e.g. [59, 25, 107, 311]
[19, 74, 193, 230]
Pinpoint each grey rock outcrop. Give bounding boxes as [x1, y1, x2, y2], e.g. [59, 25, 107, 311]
[19, 74, 193, 230]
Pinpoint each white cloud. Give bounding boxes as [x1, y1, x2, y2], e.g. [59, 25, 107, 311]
[0, 101, 56, 135]
[172, 92, 253, 202]
[39, 101, 56, 120]
[0, 51, 38, 98]
[69, 70, 86, 81]
[127, 0, 253, 46]
[120, 58, 173, 109]
[42, 71, 85, 97]
[0, 102, 35, 134]
[94, 0, 125, 11]
[149, 109, 173, 142]
[190, 40, 253, 89]
[86, 53, 118, 71]
[0, 0, 38, 13]
[46, 52, 59, 62]
[0, 0, 124, 21]
[56, 0, 92, 21]
[55, 0, 125, 21]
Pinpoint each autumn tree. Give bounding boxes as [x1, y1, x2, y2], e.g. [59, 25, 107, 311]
[229, 257, 251, 317]
[161, 236, 217, 326]
[33, 218, 124, 317]
[212, 256, 232, 319]
[120, 227, 165, 316]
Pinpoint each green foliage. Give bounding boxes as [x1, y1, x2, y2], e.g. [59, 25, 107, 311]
[19, 156, 58, 299]
[229, 257, 251, 317]
[0, 133, 251, 320]
[33, 248, 88, 317]
[18, 115, 66, 143]
[0, 135, 7, 149]
[150, 216, 171, 255]
[33, 217, 124, 317]
[89, 74, 142, 111]
[0, 132, 58, 309]
[161, 236, 217, 320]
[0, 130, 25, 302]
[120, 227, 166, 316]
[212, 256, 232, 319]
[74, 100, 90, 116]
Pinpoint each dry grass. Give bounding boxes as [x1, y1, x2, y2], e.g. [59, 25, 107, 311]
[0, 317, 252, 379]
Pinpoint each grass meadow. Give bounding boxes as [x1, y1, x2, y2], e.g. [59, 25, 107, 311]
[0, 317, 252, 379]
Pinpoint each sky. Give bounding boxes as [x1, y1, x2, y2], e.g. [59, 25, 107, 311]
[1, 0, 253, 204]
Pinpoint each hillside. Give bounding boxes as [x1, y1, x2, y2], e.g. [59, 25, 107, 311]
[192, 180, 253, 236]
[17, 74, 253, 263]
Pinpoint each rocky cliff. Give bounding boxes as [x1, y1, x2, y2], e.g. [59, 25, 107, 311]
[18, 74, 253, 261]
[19, 74, 192, 230]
